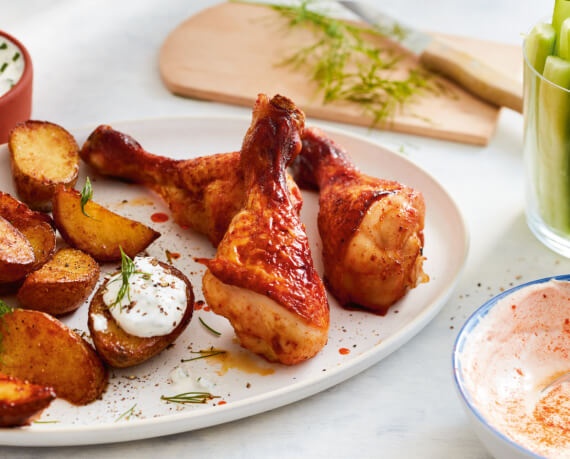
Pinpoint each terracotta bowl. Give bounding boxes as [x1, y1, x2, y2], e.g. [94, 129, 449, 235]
[0, 31, 32, 144]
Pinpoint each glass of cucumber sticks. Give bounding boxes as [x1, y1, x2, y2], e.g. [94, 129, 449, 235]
[524, 15, 570, 257]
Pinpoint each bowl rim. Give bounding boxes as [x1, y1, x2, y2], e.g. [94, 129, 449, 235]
[0, 30, 33, 104]
[452, 274, 570, 459]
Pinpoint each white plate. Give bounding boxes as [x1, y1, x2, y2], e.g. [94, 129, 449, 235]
[0, 117, 468, 446]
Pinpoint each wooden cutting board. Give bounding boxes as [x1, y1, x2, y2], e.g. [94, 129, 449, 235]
[159, 2, 522, 145]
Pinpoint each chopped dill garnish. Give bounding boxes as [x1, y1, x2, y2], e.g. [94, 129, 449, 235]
[80, 177, 94, 218]
[0, 63, 7, 73]
[115, 403, 137, 422]
[12, 52, 20, 62]
[199, 317, 221, 336]
[106, 248, 150, 311]
[160, 392, 219, 405]
[0, 43, 6, 50]
[33, 420, 60, 424]
[254, 0, 439, 124]
[181, 349, 226, 362]
[0, 300, 13, 317]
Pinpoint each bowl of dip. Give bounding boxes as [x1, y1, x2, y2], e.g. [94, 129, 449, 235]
[453, 275, 570, 459]
[0, 31, 32, 144]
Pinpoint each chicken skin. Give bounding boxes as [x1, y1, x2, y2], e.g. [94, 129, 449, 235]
[79, 126, 302, 246]
[202, 95, 329, 365]
[291, 127, 428, 314]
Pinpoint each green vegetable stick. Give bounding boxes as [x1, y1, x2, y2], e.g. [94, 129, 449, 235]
[526, 23, 556, 74]
[537, 56, 570, 234]
[553, 0, 570, 54]
[524, 23, 555, 207]
[560, 18, 570, 60]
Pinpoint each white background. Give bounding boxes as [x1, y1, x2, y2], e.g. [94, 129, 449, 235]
[0, 1, 563, 458]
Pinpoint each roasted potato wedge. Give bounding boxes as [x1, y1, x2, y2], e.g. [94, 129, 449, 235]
[9, 120, 80, 211]
[52, 185, 160, 262]
[88, 261, 194, 367]
[0, 216, 35, 283]
[0, 308, 107, 405]
[18, 248, 100, 316]
[0, 373, 55, 427]
[0, 191, 56, 272]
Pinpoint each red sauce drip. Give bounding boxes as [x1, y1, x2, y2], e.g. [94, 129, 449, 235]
[204, 306, 211, 312]
[339, 347, 350, 355]
[194, 300, 205, 311]
[170, 252, 180, 259]
[151, 212, 169, 223]
[218, 401, 227, 405]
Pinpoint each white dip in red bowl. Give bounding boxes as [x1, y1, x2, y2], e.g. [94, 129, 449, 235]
[454, 276, 570, 458]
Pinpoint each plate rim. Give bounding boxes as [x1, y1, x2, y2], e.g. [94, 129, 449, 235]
[0, 115, 470, 446]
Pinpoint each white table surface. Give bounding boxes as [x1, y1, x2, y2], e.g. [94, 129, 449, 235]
[0, 1, 565, 458]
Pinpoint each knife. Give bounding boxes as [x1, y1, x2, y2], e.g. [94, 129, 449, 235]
[339, 1, 523, 113]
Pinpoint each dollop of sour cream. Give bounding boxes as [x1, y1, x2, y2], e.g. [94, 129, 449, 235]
[103, 257, 187, 338]
[0, 37, 25, 97]
[460, 280, 570, 458]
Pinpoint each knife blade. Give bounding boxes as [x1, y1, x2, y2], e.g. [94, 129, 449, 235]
[339, 1, 523, 113]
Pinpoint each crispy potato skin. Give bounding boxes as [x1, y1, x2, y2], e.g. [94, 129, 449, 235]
[9, 120, 79, 211]
[52, 185, 160, 262]
[0, 192, 56, 272]
[18, 248, 100, 316]
[0, 216, 35, 283]
[88, 262, 194, 367]
[0, 373, 55, 427]
[0, 309, 107, 405]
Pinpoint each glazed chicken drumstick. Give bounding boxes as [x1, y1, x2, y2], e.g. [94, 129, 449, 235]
[202, 95, 329, 365]
[291, 127, 428, 314]
[79, 126, 302, 246]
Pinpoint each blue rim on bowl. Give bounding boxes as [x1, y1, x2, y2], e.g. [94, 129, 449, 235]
[452, 274, 570, 459]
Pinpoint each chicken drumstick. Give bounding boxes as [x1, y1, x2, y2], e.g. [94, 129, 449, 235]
[291, 127, 428, 314]
[202, 95, 329, 365]
[79, 126, 302, 246]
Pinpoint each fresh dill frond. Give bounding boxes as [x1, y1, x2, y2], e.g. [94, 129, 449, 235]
[160, 392, 219, 405]
[264, 0, 438, 124]
[115, 403, 137, 422]
[80, 177, 94, 218]
[181, 349, 226, 362]
[199, 317, 221, 336]
[106, 248, 150, 311]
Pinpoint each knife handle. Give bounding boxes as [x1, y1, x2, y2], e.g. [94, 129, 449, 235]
[420, 39, 523, 113]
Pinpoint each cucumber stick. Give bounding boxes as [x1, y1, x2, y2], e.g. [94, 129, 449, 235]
[526, 23, 556, 74]
[552, 0, 570, 54]
[560, 18, 570, 60]
[537, 56, 570, 234]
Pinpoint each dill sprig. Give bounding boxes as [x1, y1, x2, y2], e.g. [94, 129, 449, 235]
[115, 403, 137, 422]
[265, 0, 437, 123]
[80, 177, 94, 218]
[107, 248, 150, 311]
[199, 317, 221, 336]
[160, 392, 219, 405]
[33, 420, 60, 424]
[181, 349, 226, 362]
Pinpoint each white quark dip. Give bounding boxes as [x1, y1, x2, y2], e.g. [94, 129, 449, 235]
[0, 37, 25, 97]
[103, 257, 187, 338]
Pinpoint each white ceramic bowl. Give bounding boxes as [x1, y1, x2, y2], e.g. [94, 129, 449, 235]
[453, 274, 570, 459]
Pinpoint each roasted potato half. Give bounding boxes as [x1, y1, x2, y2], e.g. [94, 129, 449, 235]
[18, 248, 100, 316]
[0, 216, 35, 283]
[0, 191, 56, 272]
[52, 185, 160, 262]
[0, 308, 107, 405]
[0, 373, 55, 427]
[9, 120, 80, 211]
[88, 262, 194, 367]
